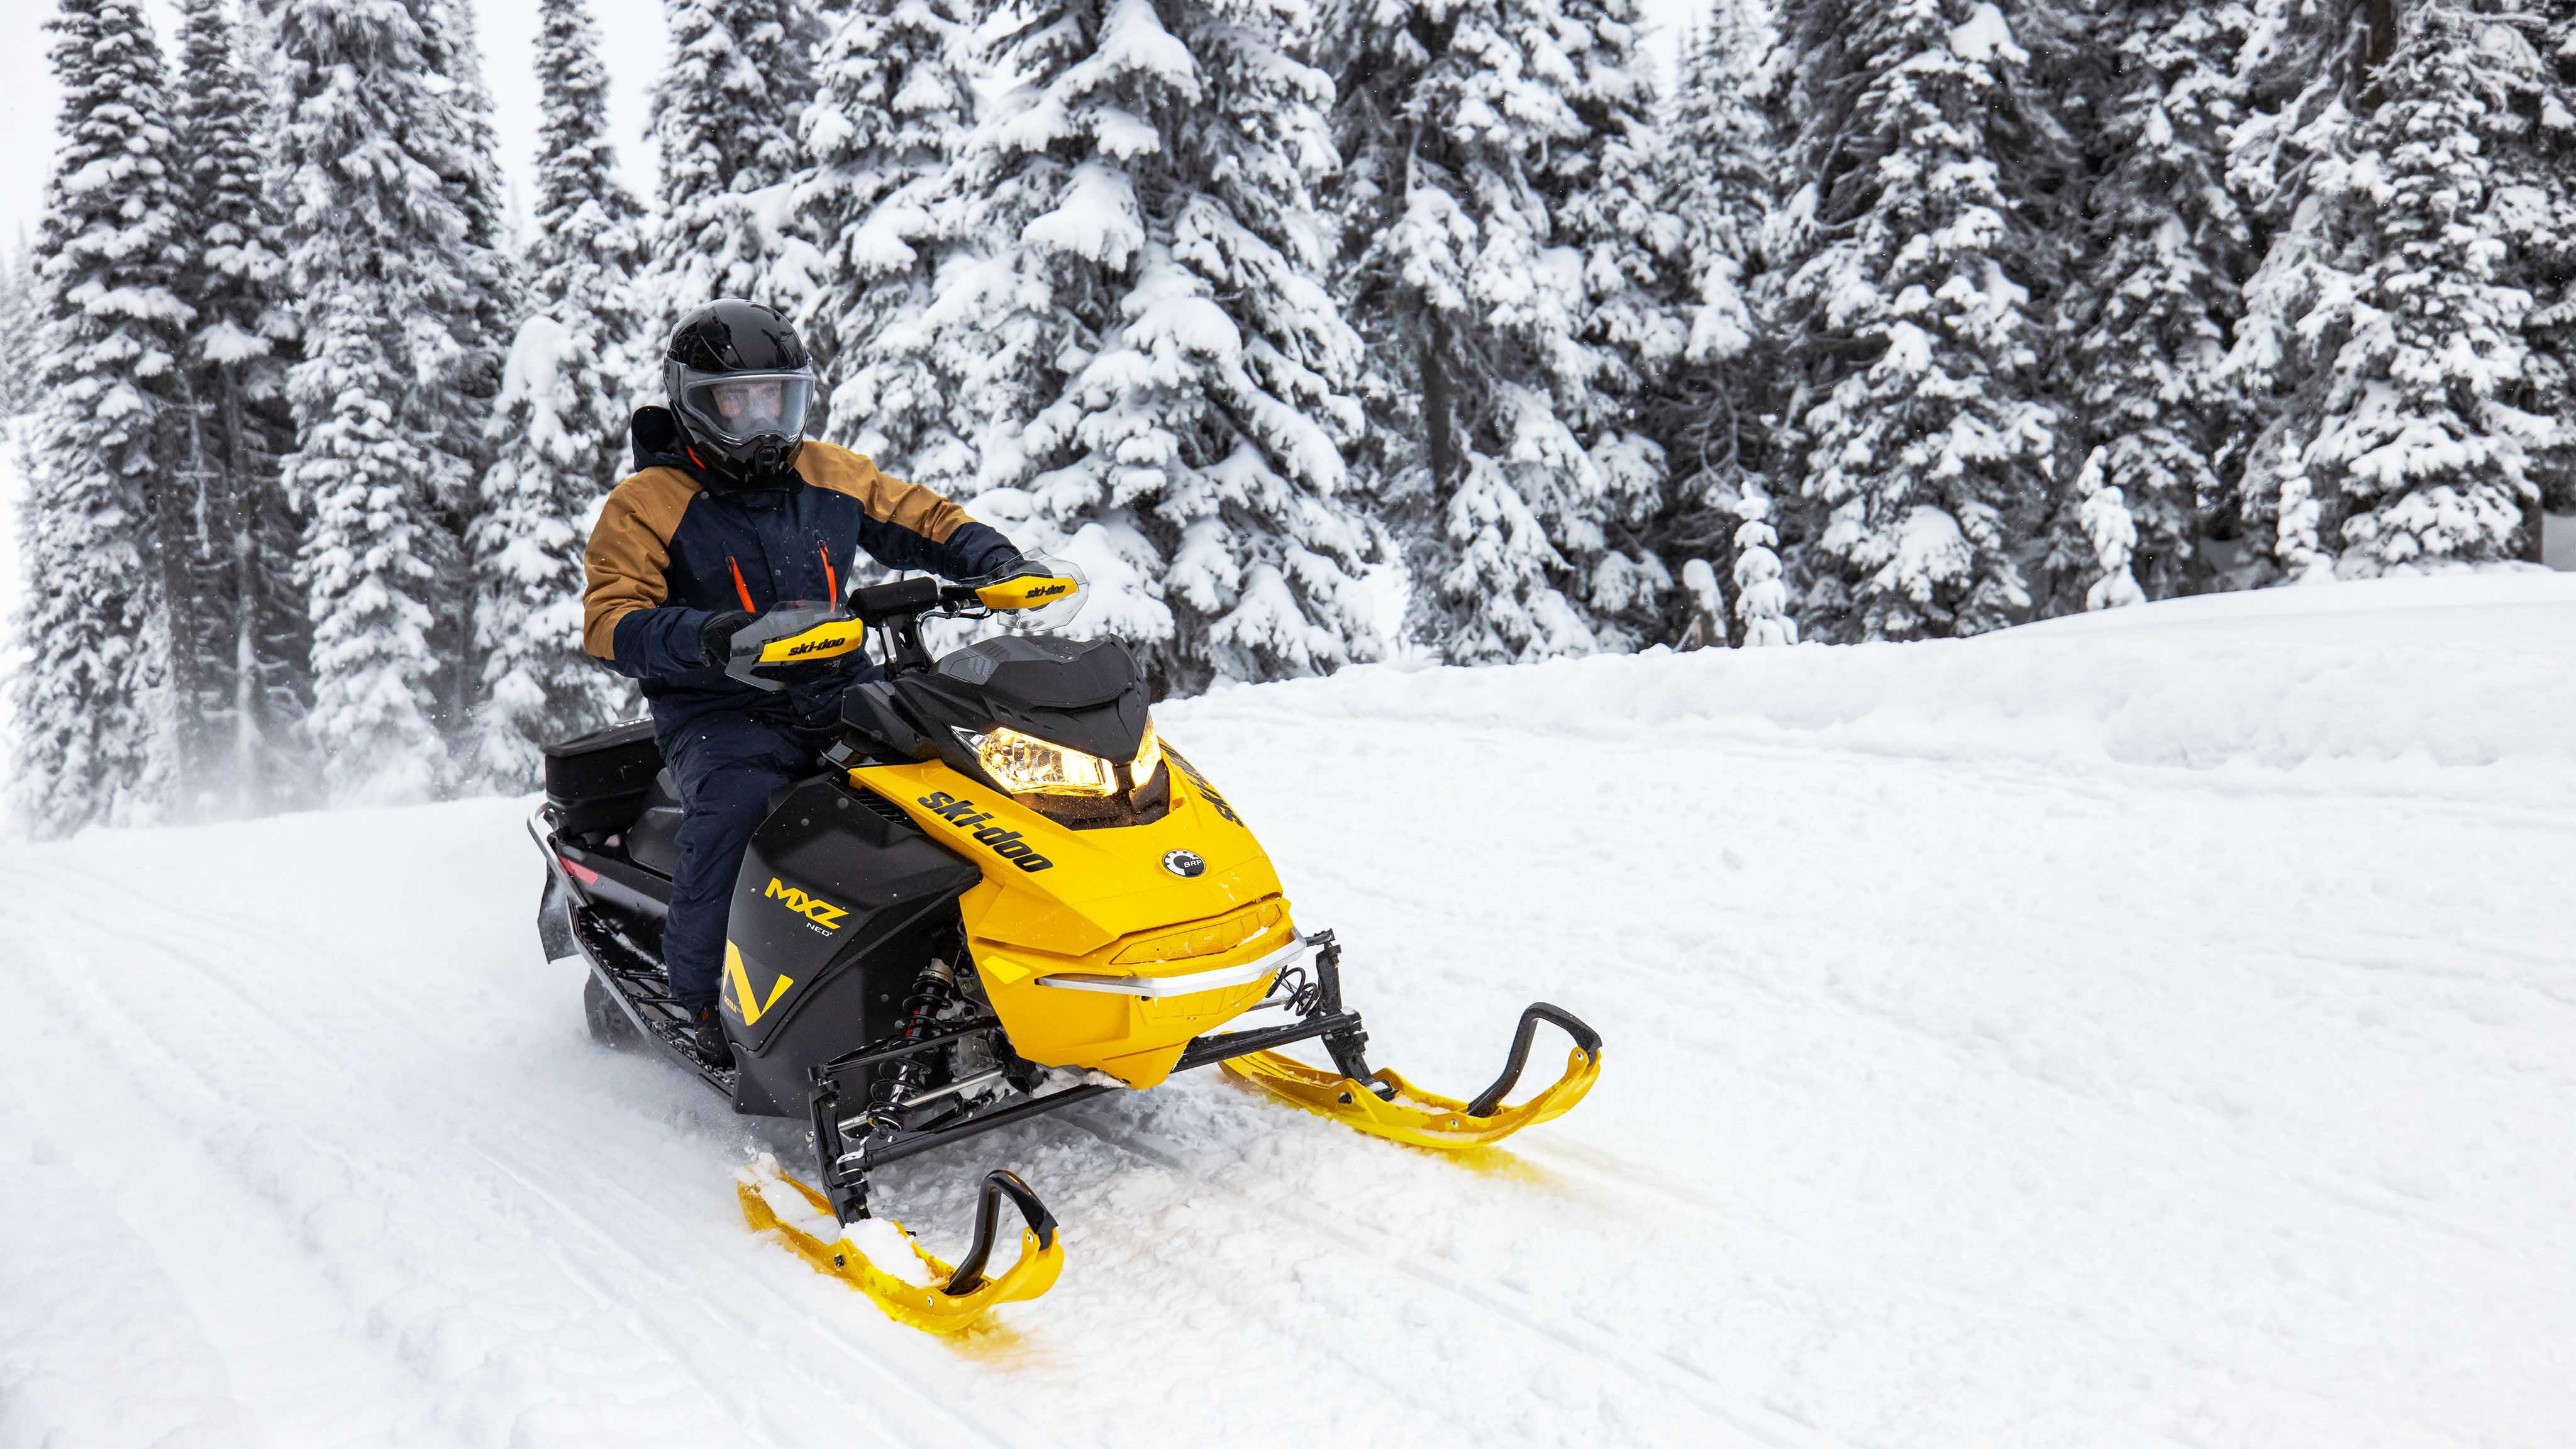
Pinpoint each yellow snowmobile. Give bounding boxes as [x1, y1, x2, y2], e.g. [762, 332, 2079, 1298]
[530, 563, 1601, 1333]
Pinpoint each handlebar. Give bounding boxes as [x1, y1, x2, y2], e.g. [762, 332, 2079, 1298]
[720, 564, 1082, 689]
[847, 575, 979, 623]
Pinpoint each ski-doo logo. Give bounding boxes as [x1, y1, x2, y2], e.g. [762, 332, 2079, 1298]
[783, 636, 841, 657]
[765, 877, 848, 931]
[916, 792, 1055, 872]
[1025, 582, 1068, 599]
[1166, 750, 1239, 825]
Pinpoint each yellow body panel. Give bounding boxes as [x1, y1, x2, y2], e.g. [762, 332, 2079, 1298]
[851, 750, 1292, 1087]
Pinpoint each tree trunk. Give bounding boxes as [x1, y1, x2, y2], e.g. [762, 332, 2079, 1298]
[152, 381, 209, 810]
[213, 374, 262, 813]
[2357, 0, 2401, 106]
[1423, 312, 1455, 489]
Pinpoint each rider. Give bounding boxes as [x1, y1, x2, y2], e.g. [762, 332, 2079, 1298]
[582, 299, 1023, 1065]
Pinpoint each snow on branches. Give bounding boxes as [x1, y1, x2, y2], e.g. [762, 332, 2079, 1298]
[10, 0, 189, 835]
[645, 0, 821, 335]
[269, 0, 514, 803]
[1328, 0, 1685, 664]
[869, 0, 1385, 692]
[1777, 0, 2057, 643]
[470, 0, 647, 790]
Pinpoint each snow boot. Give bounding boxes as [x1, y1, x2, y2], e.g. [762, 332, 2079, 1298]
[683, 1003, 733, 1069]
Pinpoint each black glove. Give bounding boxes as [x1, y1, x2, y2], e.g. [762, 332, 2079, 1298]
[698, 609, 754, 666]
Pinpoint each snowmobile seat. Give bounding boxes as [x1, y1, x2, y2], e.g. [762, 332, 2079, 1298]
[626, 770, 685, 879]
[543, 719, 663, 838]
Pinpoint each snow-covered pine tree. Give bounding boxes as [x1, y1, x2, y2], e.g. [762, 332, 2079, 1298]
[1542, 0, 1692, 650]
[469, 0, 648, 788]
[9, 0, 190, 836]
[2270, 435, 2334, 580]
[1645, 1, 1796, 639]
[1328, 0, 1682, 663]
[643, 0, 820, 336]
[171, 0, 308, 814]
[2489, 0, 2576, 547]
[2302, 0, 2550, 573]
[887, 0, 1382, 691]
[267, 0, 508, 801]
[795, 0, 979, 479]
[9, 3, 175, 828]
[1774, 0, 2058, 641]
[0, 239, 39, 416]
[2218, 0, 2360, 580]
[414, 0, 523, 735]
[1731, 487, 1799, 643]
[2044, 0, 2255, 610]
[2065, 446, 2148, 608]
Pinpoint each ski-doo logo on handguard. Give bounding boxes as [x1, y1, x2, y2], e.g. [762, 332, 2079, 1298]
[916, 792, 1055, 872]
[784, 637, 840, 657]
[765, 878, 848, 931]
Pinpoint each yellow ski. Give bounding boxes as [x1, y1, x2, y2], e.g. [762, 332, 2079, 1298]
[1223, 1004, 1602, 1150]
[738, 1157, 1063, 1334]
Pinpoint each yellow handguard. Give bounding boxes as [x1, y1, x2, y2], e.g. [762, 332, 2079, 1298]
[738, 1158, 1063, 1335]
[1221, 1002, 1602, 1151]
[755, 616, 867, 664]
[975, 572, 1082, 611]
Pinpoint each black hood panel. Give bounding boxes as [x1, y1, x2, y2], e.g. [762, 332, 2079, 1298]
[938, 636, 1136, 711]
[892, 636, 1150, 765]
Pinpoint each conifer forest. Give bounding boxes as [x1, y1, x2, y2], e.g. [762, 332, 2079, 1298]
[7, 0, 2573, 833]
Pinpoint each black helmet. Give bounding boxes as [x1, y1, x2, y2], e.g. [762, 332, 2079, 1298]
[664, 299, 814, 489]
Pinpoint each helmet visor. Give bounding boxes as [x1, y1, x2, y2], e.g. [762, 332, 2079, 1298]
[674, 367, 814, 445]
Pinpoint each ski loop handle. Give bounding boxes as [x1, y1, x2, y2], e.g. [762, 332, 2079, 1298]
[1465, 1002, 1603, 1119]
[943, 1169, 1058, 1295]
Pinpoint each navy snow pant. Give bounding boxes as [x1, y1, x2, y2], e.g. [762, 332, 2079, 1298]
[658, 711, 819, 1011]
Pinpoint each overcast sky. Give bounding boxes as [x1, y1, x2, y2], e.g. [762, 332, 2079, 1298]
[1, 0, 1697, 260]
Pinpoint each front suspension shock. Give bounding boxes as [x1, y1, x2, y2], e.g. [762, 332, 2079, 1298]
[865, 958, 960, 1133]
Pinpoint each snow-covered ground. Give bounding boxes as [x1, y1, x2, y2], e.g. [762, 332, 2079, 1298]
[4, 573, 2573, 1448]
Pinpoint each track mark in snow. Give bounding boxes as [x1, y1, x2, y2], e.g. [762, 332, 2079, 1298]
[1051, 1100, 1833, 1449]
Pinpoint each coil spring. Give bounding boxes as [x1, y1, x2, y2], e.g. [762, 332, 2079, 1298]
[864, 958, 959, 1133]
[1270, 964, 1324, 1018]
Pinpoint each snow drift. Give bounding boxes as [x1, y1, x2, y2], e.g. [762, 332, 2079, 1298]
[3, 574, 2573, 1447]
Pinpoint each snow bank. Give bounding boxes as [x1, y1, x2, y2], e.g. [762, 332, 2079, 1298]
[1174, 571, 2576, 802]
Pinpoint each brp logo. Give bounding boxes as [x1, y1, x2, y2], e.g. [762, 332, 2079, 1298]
[1162, 849, 1206, 878]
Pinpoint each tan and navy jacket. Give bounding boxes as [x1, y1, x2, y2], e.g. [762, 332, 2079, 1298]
[582, 406, 1017, 729]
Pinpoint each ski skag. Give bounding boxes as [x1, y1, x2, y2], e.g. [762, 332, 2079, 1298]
[533, 565, 1604, 1335]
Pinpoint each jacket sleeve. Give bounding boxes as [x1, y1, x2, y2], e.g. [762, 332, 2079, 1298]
[808, 445, 1022, 580]
[583, 471, 718, 680]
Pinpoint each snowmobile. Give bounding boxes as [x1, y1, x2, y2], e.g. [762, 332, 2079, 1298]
[528, 562, 1602, 1333]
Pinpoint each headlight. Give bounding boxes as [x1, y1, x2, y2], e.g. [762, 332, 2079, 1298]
[962, 719, 1163, 797]
[1131, 716, 1163, 786]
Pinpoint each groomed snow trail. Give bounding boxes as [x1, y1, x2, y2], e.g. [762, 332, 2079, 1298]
[5, 574, 2574, 1448]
